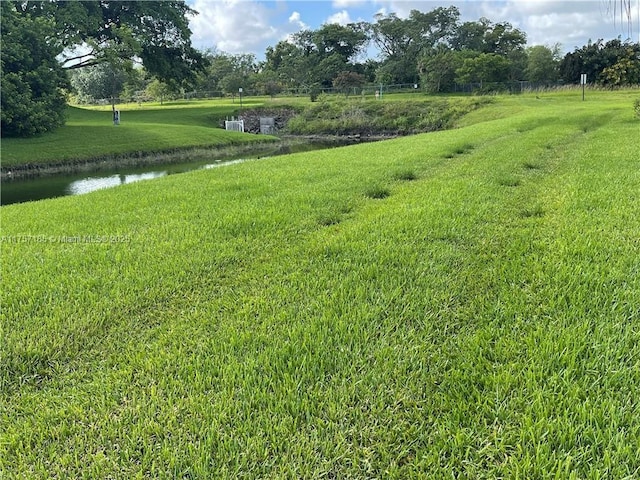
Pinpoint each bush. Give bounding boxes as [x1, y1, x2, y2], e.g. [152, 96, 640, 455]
[285, 96, 493, 136]
[1, 3, 68, 137]
[309, 87, 321, 102]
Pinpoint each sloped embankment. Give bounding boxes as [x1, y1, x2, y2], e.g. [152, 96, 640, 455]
[233, 97, 493, 137]
[283, 96, 493, 136]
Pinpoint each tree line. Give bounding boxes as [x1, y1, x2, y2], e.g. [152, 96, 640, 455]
[2, 1, 639, 137]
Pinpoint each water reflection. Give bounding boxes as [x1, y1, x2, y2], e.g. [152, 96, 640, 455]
[63, 160, 250, 196]
[66, 171, 167, 195]
[2, 139, 355, 205]
[201, 159, 249, 170]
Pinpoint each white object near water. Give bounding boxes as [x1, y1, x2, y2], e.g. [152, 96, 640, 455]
[225, 119, 244, 133]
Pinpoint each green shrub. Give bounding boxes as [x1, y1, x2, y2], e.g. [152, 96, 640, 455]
[309, 87, 321, 102]
[284, 97, 492, 136]
[1, 3, 68, 137]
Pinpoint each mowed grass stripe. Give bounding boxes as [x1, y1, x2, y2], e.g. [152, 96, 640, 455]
[1, 91, 639, 478]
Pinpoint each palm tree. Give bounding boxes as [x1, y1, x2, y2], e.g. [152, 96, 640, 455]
[608, 0, 638, 39]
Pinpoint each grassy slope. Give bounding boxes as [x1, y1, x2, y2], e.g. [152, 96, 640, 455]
[0, 99, 272, 167]
[1, 90, 640, 477]
[0, 93, 476, 169]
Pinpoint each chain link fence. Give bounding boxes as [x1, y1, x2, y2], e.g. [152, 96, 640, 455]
[88, 81, 582, 106]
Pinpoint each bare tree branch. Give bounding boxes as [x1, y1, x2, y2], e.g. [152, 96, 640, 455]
[60, 51, 97, 67]
[64, 59, 104, 69]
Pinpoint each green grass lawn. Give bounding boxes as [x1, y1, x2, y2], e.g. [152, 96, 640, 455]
[0, 98, 274, 167]
[1, 90, 639, 478]
[0, 92, 480, 169]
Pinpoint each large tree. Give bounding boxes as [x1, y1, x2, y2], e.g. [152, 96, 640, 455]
[1, 2, 68, 137]
[451, 18, 527, 55]
[332, 71, 366, 96]
[418, 17, 528, 93]
[195, 52, 258, 97]
[263, 41, 312, 91]
[2, 0, 205, 137]
[260, 23, 368, 91]
[70, 61, 131, 105]
[17, 0, 206, 85]
[559, 38, 640, 85]
[525, 45, 561, 84]
[371, 7, 460, 84]
[455, 53, 512, 86]
[419, 48, 466, 93]
[291, 23, 369, 88]
[311, 23, 369, 62]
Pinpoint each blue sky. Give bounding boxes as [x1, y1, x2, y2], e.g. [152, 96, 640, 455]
[187, 1, 640, 60]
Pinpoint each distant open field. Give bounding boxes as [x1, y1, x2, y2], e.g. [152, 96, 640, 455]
[1, 89, 639, 478]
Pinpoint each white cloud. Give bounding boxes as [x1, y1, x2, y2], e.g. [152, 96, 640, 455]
[379, 1, 437, 18]
[477, 0, 626, 49]
[289, 11, 309, 30]
[326, 10, 353, 25]
[332, 0, 367, 7]
[190, 0, 288, 54]
[187, 0, 640, 60]
[526, 12, 601, 46]
[375, 0, 638, 51]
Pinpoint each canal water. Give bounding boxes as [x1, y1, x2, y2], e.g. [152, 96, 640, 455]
[1, 141, 344, 206]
